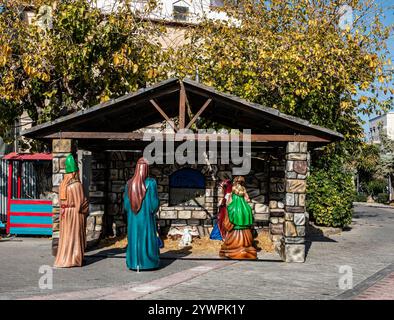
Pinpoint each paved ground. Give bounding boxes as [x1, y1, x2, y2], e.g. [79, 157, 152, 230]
[0, 203, 393, 300]
[354, 271, 394, 300]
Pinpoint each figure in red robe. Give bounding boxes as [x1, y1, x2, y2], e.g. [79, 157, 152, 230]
[210, 179, 232, 240]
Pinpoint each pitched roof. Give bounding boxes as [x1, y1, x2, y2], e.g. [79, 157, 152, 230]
[22, 78, 343, 142]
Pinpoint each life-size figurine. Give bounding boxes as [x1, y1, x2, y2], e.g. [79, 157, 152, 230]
[54, 154, 89, 268]
[124, 157, 160, 271]
[210, 179, 232, 241]
[219, 176, 257, 260]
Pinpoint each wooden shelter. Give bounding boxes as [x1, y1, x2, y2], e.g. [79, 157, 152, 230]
[22, 78, 343, 262]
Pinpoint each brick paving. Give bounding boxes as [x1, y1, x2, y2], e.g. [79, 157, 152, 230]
[353, 272, 394, 300]
[22, 260, 236, 300]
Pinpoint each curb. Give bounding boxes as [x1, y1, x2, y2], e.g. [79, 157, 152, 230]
[353, 202, 394, 209]
[335, 262, 394, 300]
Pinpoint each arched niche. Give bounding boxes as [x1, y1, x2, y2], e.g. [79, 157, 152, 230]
[169, 168, 205, 206]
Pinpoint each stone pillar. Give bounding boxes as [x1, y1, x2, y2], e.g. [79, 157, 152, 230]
[268, 153, 286, 250]
[281, 141, 308, 263]
[51, 139, 76, 256]
[108, 151, 129, 236]
[87, 151, 107, 246]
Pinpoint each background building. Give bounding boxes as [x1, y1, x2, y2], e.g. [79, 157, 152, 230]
[369, 112, 394, 143]
[96, 0, 229, 22]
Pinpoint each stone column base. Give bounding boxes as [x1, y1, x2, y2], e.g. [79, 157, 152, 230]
[278, 238, 305, 262]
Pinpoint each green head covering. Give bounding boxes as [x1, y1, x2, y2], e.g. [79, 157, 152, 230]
[65, 154, 78, 173]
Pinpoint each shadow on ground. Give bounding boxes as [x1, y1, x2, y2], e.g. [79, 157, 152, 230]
[84, 242, 198, 269]
[305, 224, 337, 258]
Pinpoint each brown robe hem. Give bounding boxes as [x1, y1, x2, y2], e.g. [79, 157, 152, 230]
[219, 204, 257, 260]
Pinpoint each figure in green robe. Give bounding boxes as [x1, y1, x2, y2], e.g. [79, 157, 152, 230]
[227, 193, 254, 230]
[124, 158, 160, 271]
[219, 176, 257, 259]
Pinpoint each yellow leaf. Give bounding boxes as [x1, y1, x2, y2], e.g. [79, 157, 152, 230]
[132, 63, 138, 74]
[113, 54, 120, 66]
[100, 95, 110, 103]
[0, 55, 6, 67]
[147, 69, 154, 79]
[360, 96, 368, 104]
[360, 82, 369, 90]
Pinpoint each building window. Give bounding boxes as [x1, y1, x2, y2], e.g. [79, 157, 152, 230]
[169, 168, 205, 206]
[210, 0, 240, 7]
[173, 4, 189, 21]
[210, 0, 224, 7]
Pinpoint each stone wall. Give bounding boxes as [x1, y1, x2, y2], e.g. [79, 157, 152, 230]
[86, 151, 107, 246]
[51, 141, 310, 262]
[90, 151, 273, 238]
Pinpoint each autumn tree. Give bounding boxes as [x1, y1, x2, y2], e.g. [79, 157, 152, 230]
[0, 0, 168, 142]
[171, 0, 392, 226]
[174, 0, 393, 147]
[350, 141, 380, 192]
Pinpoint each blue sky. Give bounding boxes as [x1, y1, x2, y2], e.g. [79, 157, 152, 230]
[359, 0, 394, 137]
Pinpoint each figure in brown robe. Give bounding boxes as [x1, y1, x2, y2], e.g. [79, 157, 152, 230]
[54, 171, 89, 268]
[219, 176, 257, 260]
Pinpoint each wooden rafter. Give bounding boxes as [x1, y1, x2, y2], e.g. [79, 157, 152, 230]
[179, 81, 186, 129]
[185, 98, 212, 130]
[149, 99, 178, 132]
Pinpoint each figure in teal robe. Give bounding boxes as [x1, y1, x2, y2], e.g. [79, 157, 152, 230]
[124, 177, 160, 270]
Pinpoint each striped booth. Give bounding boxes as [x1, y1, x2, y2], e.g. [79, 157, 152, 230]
[3, 152, 53, 236]
[8, 199, 53, 235]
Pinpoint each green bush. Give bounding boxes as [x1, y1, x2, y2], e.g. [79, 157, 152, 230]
[307, 163, 355, 228]
[362, 179, 387, 197]
[354, 193, 368, 202]
[376, 193, 389, 204]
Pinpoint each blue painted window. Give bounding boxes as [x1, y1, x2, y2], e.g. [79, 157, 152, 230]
[169, 168, 205, 206]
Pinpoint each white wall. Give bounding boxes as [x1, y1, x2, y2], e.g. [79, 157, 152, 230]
[94, 0, 229, 23]
[369, 112, 394, 143]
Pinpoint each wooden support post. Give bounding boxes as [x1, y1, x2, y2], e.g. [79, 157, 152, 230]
[179, 81, 186, 129]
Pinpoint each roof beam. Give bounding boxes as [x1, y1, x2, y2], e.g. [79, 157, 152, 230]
[185, 98, 212, 130]
[149, 99, 178, 132]
[39, 132, 331, 143]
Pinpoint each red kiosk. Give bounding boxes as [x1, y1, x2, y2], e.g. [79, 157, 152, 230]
[3, 152, 53, 235]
